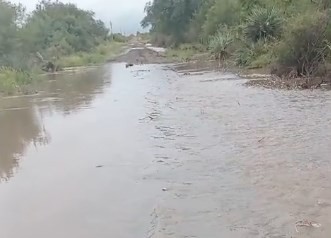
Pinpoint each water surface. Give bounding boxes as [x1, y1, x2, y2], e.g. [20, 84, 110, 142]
[0, 63, 331, 238]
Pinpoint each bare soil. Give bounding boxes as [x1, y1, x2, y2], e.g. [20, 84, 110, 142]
[112, 48, 172, 64]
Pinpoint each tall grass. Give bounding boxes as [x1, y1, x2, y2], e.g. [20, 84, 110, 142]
[166, 43, 207, 61]
[56, 41, 126, 68]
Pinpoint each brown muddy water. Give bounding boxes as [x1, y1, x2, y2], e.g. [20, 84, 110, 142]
[1, 63, 331, 238]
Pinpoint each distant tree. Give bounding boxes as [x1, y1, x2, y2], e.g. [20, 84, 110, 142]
[0, 0, 26, 67]
[141, 0, 203, 44]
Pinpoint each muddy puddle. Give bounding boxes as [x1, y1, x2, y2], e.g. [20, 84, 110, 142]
[1, 61, 331, 238]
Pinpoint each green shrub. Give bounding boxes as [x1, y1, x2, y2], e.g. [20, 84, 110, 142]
[233, 40, 275, 67]
[244, 7, 283, 42]
[151, 33, 175, 47]
[274, 11, 330, 77]
[250, 52, 274, 68]
[203, 0, 240, 36]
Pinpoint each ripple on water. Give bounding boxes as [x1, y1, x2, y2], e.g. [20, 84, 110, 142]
[142, 66, 331, 238]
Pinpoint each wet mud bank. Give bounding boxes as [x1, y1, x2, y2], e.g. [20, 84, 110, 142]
[245, 76, 331, 90]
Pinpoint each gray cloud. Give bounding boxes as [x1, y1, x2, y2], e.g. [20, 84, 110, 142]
[10, 0, 149, 33]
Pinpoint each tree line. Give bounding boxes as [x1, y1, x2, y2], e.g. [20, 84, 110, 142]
[0, 0, 109, 71]
[142, 0, 331, 77]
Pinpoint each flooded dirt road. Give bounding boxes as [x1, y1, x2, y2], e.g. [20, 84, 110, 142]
[1, 62, 331, 238]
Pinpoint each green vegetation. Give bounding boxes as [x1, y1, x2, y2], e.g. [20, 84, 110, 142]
[0, 0, 126, 95]
[209, 29, 233, 61]
[142, 0, 331, 78]
[166, 44, 207, 62]
[243, 7, 283, 43]
[0, 67, 39, 95]
[56, 42, 125, 68]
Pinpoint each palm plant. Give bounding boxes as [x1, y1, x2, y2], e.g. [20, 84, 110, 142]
[209, 31, 233, 60]
[244, 7, 283, 42]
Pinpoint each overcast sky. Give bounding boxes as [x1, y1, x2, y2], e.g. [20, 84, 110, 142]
[11, 0, 150, 34]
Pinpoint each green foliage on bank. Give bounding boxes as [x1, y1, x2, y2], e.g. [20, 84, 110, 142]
[56, 42, 126, 68]
[0, 67, 39, 95]
[166, 44, 207, 62]
[142, 0, 331, 77]
[0, 0, 127, 94]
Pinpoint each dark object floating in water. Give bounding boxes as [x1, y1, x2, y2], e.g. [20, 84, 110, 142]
[126, 63, 134, 68]
[96, 165, 104, 168]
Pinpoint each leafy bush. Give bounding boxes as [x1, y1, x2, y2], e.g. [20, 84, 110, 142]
[151, 33, 175, 47]
[203, 0, 240, 36]
[274, 11, 330, 77]
[233, 40, 275, 67]
[244, 7, 283, 42]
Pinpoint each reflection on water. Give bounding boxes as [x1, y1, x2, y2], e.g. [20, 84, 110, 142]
[38, 67, 111, 115]
[0, 106, 44, 181]
[140, 69, 331, 238]
[0, 66, 111, 181]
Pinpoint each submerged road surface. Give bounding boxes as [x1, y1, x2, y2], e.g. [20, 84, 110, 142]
[0, 63, 331, 238]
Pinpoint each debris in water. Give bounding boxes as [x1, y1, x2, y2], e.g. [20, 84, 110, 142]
[96, 165, 104, 168]
[139, 115, 154, 121]
[295, 220, 322, 232]
[236, 100, 241, 106]
[183, 182, 192, 185]
[317, 199, 331, 207]
[125, 63, 134, 68]
[258, 137, 266, 143]
[162, 188, 168, 192]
